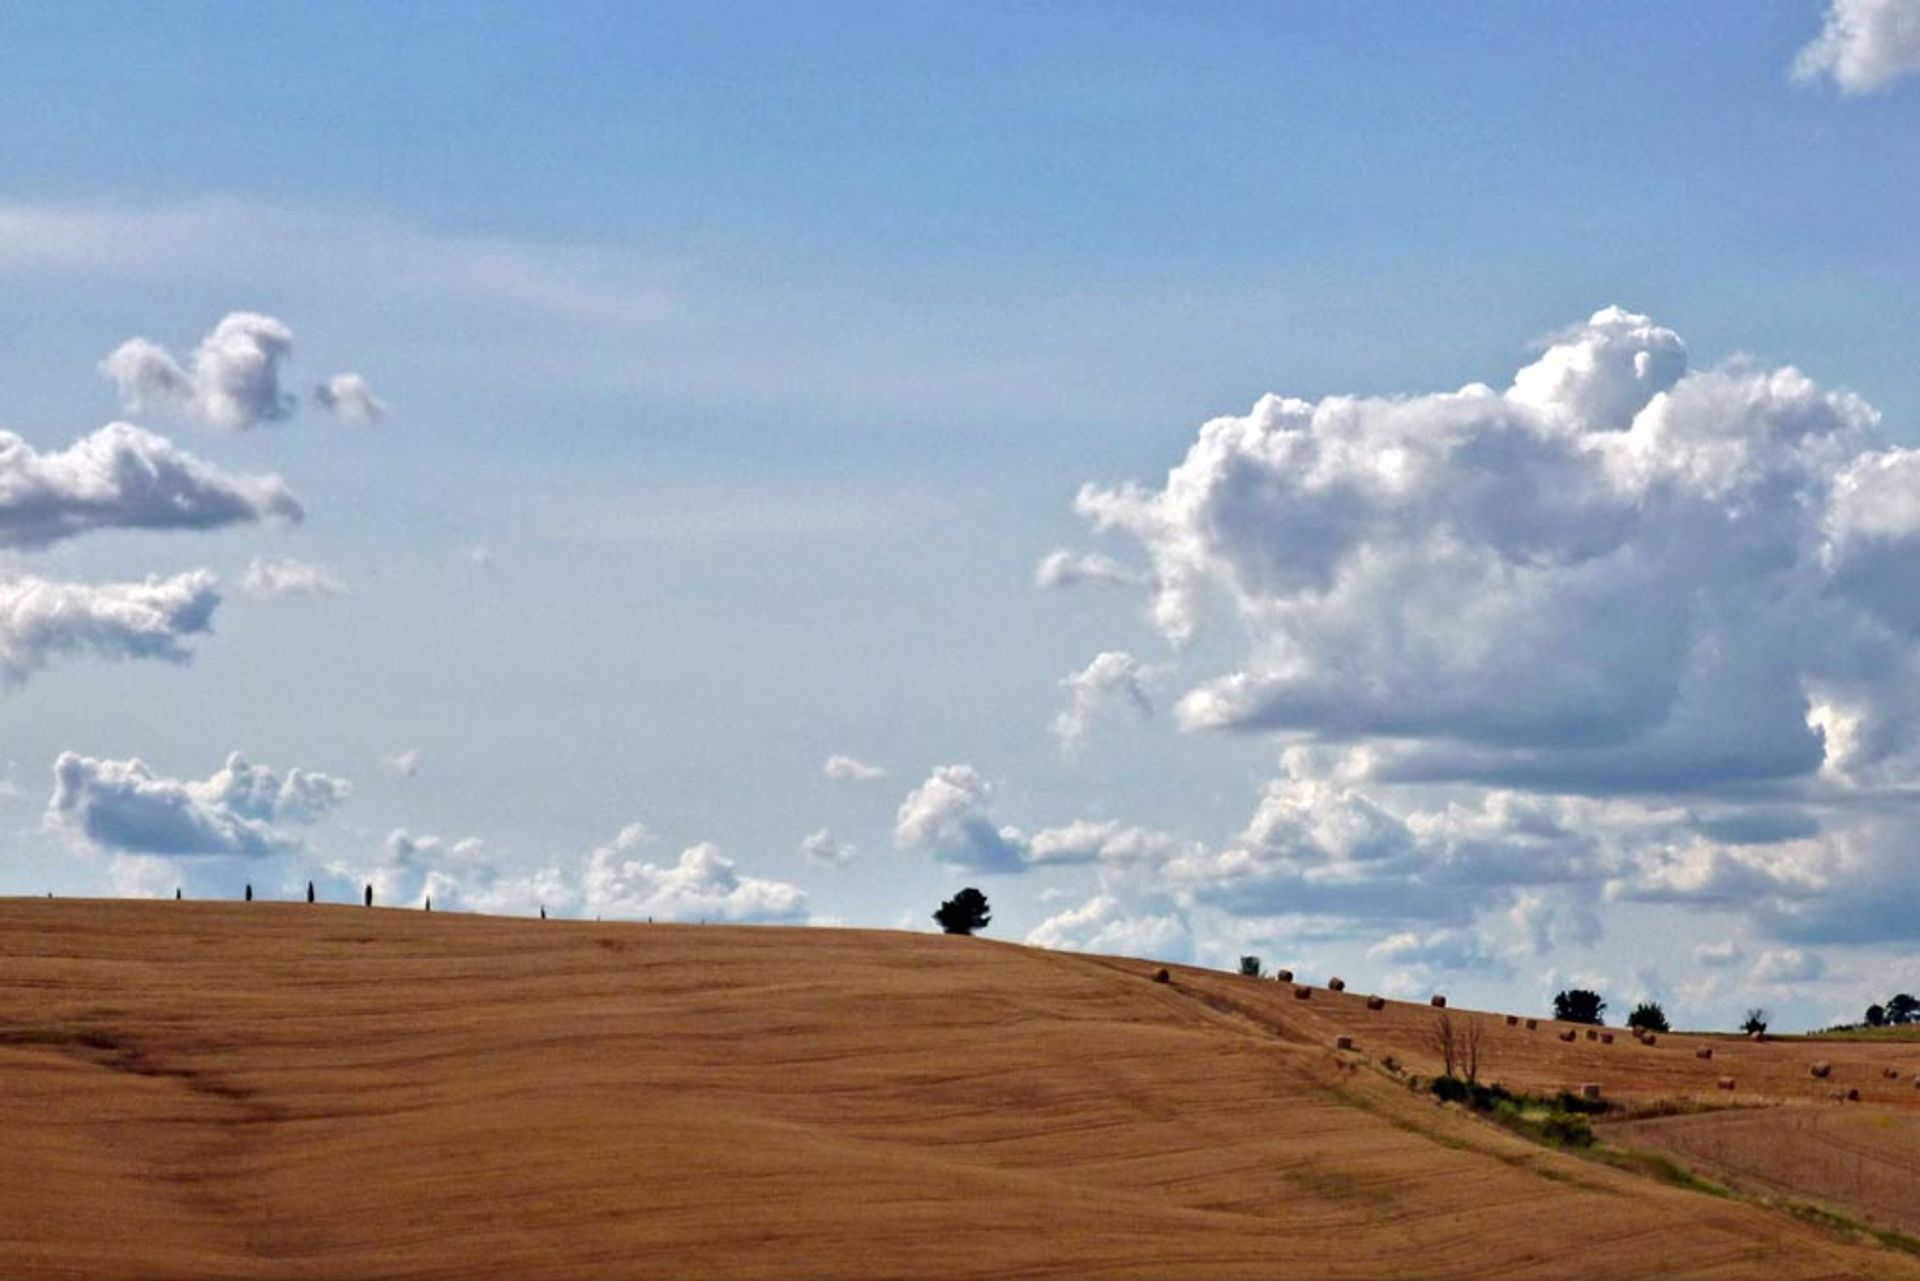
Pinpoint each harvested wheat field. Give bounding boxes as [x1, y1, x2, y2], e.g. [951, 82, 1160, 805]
[3, 900, 1918, 1280]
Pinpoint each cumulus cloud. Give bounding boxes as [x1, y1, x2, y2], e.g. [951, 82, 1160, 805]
[799, 828, 856, 866]
[1794, 0, 1920, 92]
[1693, 940, 1745, 969]
[893, 764, 1029, 873]
[100, 312, 299, 430]
[1026, 893, 1192, 961]
[584, 828, 808, 922]
[0, 422, 301, 550]
[1033, 548, 1150, 590]
[1052, 651, 1154, 755]
[239, 555, 344, 601]
[822, 753, 887, 783]
[0, 571, 220, 682]
[1368, 928, 1506, 974]
[47, 750, 349, 858]
[312, 372, 386, 421]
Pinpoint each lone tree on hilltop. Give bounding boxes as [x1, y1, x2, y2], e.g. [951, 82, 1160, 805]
[933, 888, 990, 936]
[1553, 989, 1606, 1025]
[306, 881, 315, 904]
[1238, 955, 1262, 977]
[1888, 993, 1919, 1025]
[1626, 1001, 1670, 1034]
[1867, 1003, 1888, 1028]
[1741, 1008, 1769, 1035]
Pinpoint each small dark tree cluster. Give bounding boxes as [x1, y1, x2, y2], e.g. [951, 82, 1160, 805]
[1238, 955, 1262, 977]
[933, 888, 990, 936]
[1626, 1001, 1670, 1034]
[1553, 989, 1606, 1025]
[1865, 993, 1918, 1027]
[1741, 1008, 1770, 1035]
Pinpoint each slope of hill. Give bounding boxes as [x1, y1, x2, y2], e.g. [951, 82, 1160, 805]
[2, 899, 1916, 1280]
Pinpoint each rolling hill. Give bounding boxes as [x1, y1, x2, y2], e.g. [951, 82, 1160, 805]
[2, 899, 1916, 1280]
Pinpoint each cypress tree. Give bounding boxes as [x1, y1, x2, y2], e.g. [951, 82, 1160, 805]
[364, 884, 373, 908]
[245, 883, 253, 903]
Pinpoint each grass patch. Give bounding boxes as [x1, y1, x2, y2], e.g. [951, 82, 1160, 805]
[1802, 1024, 1920, 1043]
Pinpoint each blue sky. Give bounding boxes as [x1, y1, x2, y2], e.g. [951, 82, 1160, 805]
[3, 1, 1918, 1031]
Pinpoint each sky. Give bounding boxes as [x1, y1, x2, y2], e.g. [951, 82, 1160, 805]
[3, 1, 1919, 1032]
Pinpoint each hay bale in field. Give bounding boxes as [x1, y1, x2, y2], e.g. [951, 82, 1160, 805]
[1718, 1076, 1735, 1090]
[1558, 1029, 1577, 1042]
[1884, 1067, 1900, 1080]
[1641, 1033, 1657, 1046]
[1274, 968, 1293, 983]
[1327, 976, 1346, 992]
[1845, 1087, 1860, 1101]
[1430, 994, 1447, 1008]
[1505, 1014, 1519, 1026]
[1580, 1083, 1602, 1100]
[1153, 968, 1170, 984]
[1600, 1032, 1614, 1044]
[1335, 1035, 1354, 1051]
[1525, 1018, 1538, 1030]
[1810, 1061, 1831, 1079]
[1696, 1047, 1713, 1060]
[1366, 995, 1386, 1011]
[1294, 984, 1312, 1000]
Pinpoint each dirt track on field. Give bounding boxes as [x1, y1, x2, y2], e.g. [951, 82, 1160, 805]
[3, 899, 1917, 1279]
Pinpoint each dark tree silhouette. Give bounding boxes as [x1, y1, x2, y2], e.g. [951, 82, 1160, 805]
[1626, 1001, 1670, 1033]
[539, 904, 547, 920]
[244, 883, 253, 902]
[1741, 1008, 1770, 1035]
[364, 884, 373, 908]
[1553, 989, 1606, 1025]
[1888, 993, 1919, 1025]
[307, 881, 315, 904]
[933, 888, 991, 936]
[175, 888, 181, 901]
[1238, 955, 1261, 977]
[425, 896, 432, 912]
[1867, 1003, 1888, 1027]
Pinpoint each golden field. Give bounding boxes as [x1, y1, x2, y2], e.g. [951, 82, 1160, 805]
[2, 898, 1916, 1280]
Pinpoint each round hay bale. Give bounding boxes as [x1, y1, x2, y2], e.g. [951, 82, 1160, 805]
[1717, 1076, 1735, 1090]
[1810, 1061, 1831, 1079]
[1845, 1087, 1860, 1102]
[1641, 1033, 1657, 1046]
[1430, 994, 1447, 1008]
[1153, 968, 1170, 984]
[1274, 968, 1294, 983]
[1365, 995, 1385, 1011]
[1327, 976, 1346, 992]
[1600, 1032, 1615, 1045]
[1696, 1047, 1713, 1060]
[1558, 1029, 1577, 1042]
[1505, 1014, 1519, 1026]
[1884, 1067, 1900, 1080]
[1584, 1029, 1598, 1041]
[1335, 1035, 1354, 1051]
[1293, 984, 1312, 1000]
[1579, 1083, 1602, 1101]
[1525, 1018, 1538, 1030]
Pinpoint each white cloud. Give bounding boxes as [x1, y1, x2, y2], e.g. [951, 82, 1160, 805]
[1753, 947, 1827, 984]
[1693, 940, 1745, 969]
[799, 827, 856, 866]
[1052, 650, 1154, 755]
[1033, 548, 1150, 590]
[239, 556, 345, 601]
[893, 764, 1029, 873]
[0, 422, 301, 549]
[312, 372, 386, 421]
[1368, 928, 1506, 974]
[1025, 893, 1191, 962]
[47, 750, 349, 858]
[100, 312, 298, 431]
[1793, 0, 1920, 92]
[1025, 819, 1193, 867]
[381, 749, 422, 779]
[1073, 306, 1920, 801]
[583, 830, 808, 922]
[822, 753, 887, 782]
[0, 571, 220, 682]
